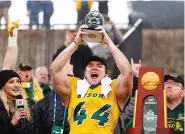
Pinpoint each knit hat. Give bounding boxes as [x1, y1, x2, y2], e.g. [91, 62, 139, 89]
[0, 70, 21, 89]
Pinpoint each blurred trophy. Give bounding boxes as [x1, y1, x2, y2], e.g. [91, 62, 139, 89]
[126, 67, 174, 134]
[82, 10, 104, 43]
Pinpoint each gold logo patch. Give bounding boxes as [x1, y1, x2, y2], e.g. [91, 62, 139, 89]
[141, 72, 160, 90]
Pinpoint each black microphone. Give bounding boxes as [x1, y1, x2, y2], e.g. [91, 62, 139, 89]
[16, 95, 26, 127]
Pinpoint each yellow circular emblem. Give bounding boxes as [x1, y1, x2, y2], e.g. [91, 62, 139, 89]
[141, 72, 160, 90]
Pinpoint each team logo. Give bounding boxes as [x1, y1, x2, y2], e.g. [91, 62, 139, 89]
[169, 73, 179, 78]
[16, 99, 24, 106]
[144, 109, 157, 121]
[141, 72, 160, 90]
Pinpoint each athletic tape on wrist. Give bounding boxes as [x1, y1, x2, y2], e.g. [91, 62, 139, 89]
[8, 37, 17, 46]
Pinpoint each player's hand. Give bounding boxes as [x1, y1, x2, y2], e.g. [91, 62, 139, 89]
[74, 25, 88, 45]
[131, 58, 141, 78]
[95, 25, 113, 45]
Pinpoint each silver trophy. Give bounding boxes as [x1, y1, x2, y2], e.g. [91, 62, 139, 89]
[82, 11, 104, 43]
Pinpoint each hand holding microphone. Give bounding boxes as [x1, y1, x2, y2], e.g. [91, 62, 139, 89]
[11, 108, 25, 126]
[11, 95, 26, 126]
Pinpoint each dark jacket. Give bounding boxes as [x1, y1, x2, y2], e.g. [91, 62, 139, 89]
[0, 100, 33, 134]
[33, 92, 69, 134]
[53, 45, 93, 79]
[40, 83, 52, 97]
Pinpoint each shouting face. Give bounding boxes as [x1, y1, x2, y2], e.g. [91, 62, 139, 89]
[85, 61, 107, 85]
[18, 70, 33, 82]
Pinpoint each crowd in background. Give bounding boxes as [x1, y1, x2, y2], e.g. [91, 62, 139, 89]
[0, 0, 109, 29]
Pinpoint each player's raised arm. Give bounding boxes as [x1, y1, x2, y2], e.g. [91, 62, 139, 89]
[50, 25, 87, 107]
[96, 25, 133, 109]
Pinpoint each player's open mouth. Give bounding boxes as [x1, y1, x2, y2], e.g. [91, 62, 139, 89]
[91, 73, 98, 79]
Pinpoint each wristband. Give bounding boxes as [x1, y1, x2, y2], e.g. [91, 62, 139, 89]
[8, 37, 17, 46]
[73, 40, 79, 47]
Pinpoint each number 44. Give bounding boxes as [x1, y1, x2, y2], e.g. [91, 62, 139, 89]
[74, 101, 111, 126]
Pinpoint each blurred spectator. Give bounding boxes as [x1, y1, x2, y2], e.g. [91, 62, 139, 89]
[164, 73, 184, 134]
[0, 0, 11, 29]
[40, 0, 54, 29]
[27, 0, 41, 29]
[75, 0, 93, 24]
[52, 28, 93, 79]
[91, 14, 123, 59]
[17, 62, 44, 107]
[33, 91, 70, 134]
[103, 14, 123, 45]
[98, 0, 108, 16]
[35, 66, 52, 97]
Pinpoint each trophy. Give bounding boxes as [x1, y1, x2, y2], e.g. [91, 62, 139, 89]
[82, 10, 104, 43]
[126, 67, 174, 134]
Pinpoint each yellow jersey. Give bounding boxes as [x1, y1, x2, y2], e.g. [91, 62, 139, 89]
[68, 77, 120, 134]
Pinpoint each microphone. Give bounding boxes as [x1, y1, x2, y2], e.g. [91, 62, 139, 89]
[16, 95, 26, 127]
[16, 95, 24, 109]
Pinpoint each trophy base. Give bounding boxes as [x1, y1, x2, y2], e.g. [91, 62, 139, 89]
[126, 128, 143, 134]
[156, 128, 174, 134]
[126, 128, 174, 134]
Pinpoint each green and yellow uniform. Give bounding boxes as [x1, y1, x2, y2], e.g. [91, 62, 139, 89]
[168, 102, 184, 134]
[68, 77, 120, 134]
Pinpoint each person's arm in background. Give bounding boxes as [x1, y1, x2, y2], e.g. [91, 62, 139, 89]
[111, 23, 123, 45]
[130, 58, 141, 97]
[2, 21, 19, 70]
